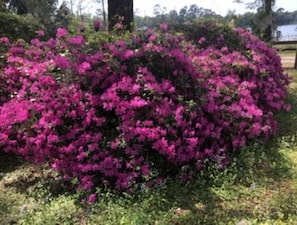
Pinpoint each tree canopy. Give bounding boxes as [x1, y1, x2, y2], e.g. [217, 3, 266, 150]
[4, 0, 58, 17]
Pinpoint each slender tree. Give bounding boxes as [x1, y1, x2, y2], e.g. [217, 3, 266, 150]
[235, 0, 275, 41]
[262, 0, 275, 41]
[107, 0, 133, 31]
[101, 0, 107, 29]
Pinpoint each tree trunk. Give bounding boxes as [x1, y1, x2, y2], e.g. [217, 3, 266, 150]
[102, 0, 107, 30]
[263, 0, 272, 41]
[108, 0, 133, 32]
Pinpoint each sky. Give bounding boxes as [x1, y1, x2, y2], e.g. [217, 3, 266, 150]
[60, 0, 297, 18]
[133, 0, 297, 17]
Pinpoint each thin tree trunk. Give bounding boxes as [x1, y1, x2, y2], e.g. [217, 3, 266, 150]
[102, 0, 107, 30]
[263, 0, 272, 41]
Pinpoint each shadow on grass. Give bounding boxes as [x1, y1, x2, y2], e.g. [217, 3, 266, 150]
[276, 71, 297, 144]
[151, 149, 292, 224]
[0, 151, 23, 175]
[0, 151, 73, 202]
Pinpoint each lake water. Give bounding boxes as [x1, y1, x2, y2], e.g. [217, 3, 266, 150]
[277, 24, 297, 41]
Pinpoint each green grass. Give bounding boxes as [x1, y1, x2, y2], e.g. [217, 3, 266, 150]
[1, 69, 297, 225]
[278, 50, 296, 57]
[273, 44, 297, 52]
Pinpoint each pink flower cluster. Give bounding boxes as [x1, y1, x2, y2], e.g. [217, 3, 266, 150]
[0, 23, 290, 194]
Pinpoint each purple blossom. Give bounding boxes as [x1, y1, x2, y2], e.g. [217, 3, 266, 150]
[149, 34, 156, 42]
[198, 37, 206, 45]
[87, 194, 97, 204]
[54, 55, 70, 69]
[123, 49, 134, 60]
[78, 62, 91, 74]
[160, 23, 168, 31]
[0, 37, 10, 45]
[93, 19, 101, 32]
[130, 97, 147, 108]
[56, 28, 68, 38]
[115, 22, 123, 30]
[0, 100, 30, 126]
[36, 30, 45, 37]
[78, 23, 85, 33]
[68, 35, 85, 46]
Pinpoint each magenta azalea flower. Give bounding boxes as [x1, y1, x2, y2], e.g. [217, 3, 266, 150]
[56, 28, 68, 38]
[93, 19, 101, 32]
[37, 30, 45, 37]
[160, 23, 168, 31]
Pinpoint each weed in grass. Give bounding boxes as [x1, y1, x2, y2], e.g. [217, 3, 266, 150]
[270, 184, 297, 221]
[85, 189, 173, 225]
[19, 196, 83, 225]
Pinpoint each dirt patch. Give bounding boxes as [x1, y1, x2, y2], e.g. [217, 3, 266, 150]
[281, 56, 296, 68]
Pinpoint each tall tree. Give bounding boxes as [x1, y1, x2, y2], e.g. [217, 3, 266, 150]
[262, 0, 274, 41]
[56, 1, 71, 28]
[4, 0, 27, 14]
[235, 0, 275, 41]
[107, 0, 133, 31]
[0, 0, 6, 12]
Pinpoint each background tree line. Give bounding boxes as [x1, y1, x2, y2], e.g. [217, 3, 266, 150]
[0, 0, 297, 42]
[236, 10, 297, 28]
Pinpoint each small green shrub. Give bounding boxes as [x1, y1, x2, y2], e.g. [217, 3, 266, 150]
[0, 12, 43, 42]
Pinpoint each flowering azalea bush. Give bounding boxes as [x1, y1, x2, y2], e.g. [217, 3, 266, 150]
[0, 23, 290, 197]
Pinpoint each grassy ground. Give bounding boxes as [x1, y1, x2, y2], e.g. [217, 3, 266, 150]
[278, 50, 296, 57]
[273, 44, 297, 52]
[1, 70, 297, 225]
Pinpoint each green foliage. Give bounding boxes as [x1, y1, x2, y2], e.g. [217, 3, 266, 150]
[4, 0, 58, 17]
[0, 192, 20, 221]
[173, 20, 242, 46]
[0, 12, 42, 42]
[1, 0, 71, 38]
[85, 189, 172, 225]
[134, 4, 223, 29]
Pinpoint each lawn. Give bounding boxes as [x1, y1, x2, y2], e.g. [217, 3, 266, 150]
[1, 69, 297, 225]
[278, 50, 296, 57]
